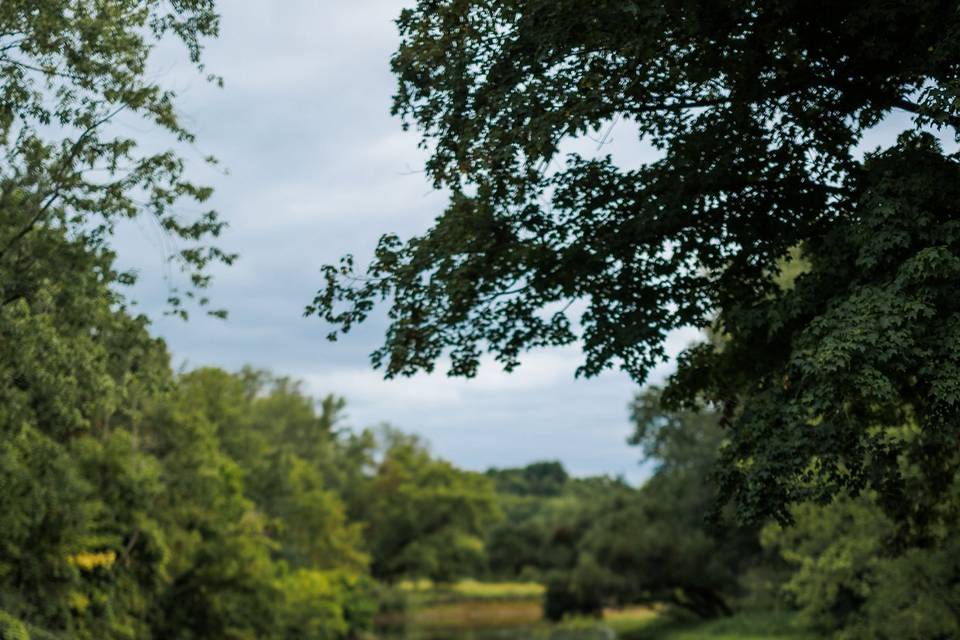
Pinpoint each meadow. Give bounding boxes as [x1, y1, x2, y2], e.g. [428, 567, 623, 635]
[377, 582, 821, 640]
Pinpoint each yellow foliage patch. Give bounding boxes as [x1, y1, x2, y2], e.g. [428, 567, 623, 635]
[68, 550, 117, 571]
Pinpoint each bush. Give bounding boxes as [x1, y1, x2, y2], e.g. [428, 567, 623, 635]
[544, 574, 603, 622]
[0, 611, 29, 640]
[764, 495, 960, 640]
[276, 570, 377, 640]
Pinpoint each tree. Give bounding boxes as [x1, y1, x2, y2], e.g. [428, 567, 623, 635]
[0, 214, 180, 638]
[0, 0, 232, 319]
[0, 4, 244, 634]
[486, 460, 570, 497]
[174, 369, 369, 573]
[360, 429, 502, 583]
[484, 461, 573, 579]
[763, 490, 960, 639]
[482, 463, 636, 582]
[543, 389, 760, 620]
[310, 0, 960, 529]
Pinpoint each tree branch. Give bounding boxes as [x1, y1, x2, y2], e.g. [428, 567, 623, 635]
[891, 96, 960, 131]
[0, 105, 127, 260]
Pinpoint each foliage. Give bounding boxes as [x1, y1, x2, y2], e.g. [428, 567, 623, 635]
[172, 369, 369, 573]
[543, 390, 760, 621]
[483, 462, 631, 582]
[0, 216, 173, 639]
[0, 7, 256, 630]
[0, 610, 30, 640]
[619, 610, 819, 640]
[5, 2, 960, 638]
[360, 428, 503, 583]
[0, 220, 374, 638]
[0, 0, 233, 319]
[487, 460, 570, 497]
[275, 570, 377, 640]
[0, 311, 382, 639]
[484, 462, 572, 579]
[0, 1, 491, 637]
[763, 490, 960, 640]
[311, 0, 960, 530]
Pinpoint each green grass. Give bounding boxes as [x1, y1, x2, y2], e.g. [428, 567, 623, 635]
[407, 599, 543, 629]
[398, 578, 545, 604]
[602, 606, 662, 633]
[619, 610, 822, 640]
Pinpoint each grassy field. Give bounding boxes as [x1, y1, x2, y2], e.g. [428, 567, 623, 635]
[399, 579, 545, 601]
[406, 599, 542, 628]
[617, 611, 821, 640]
[381, 581, 821, 640]
[602, 606, 662, 633]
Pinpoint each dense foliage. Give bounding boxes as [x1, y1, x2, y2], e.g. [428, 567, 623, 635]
[0, 306, 503, 639]
[535, 390, 761, 621]
[484, 463, 632, 583]
[311, 0, 960, 532]
[359, 428, 502, 583]
[763, 470, 960, 638]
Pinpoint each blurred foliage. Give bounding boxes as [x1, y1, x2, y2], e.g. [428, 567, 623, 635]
[764, 485, 960, 640]
[537, 390, 761, 621]
[0, 258, 501, 639]
[0, 0, 233, 320]
[487, 461, 570, 497]
[359, 427, 502, 583]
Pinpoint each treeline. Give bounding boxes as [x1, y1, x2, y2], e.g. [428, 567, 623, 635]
[0, 312, 492, 639]
[483, 391, 960, 639]
[0, 211, 504, 637]
[3, 244, 958, 640]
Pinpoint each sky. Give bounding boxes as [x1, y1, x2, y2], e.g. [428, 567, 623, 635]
[111, 1, 698, 483]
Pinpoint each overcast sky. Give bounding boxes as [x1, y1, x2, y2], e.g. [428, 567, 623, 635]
[114, 2, 933, 482]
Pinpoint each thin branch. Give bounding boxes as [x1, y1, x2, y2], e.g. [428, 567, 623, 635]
[0, 105, 127, 259]
[0, 56, 88, 83]
[891, 96, 960, 131]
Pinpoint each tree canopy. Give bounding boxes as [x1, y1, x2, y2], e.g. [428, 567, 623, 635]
[0, 0, 233, 319]
[359, 429, 502, 583]
[310, 0, 960, 528]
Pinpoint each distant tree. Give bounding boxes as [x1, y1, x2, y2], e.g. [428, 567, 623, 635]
[484, 464, 634, 581]
[487, 460, 570, 497]
[310, 0, 960, 530]
[485, 514, 545, 579]
[361, 429, 502, 583]
[544, 389, 760, 620]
